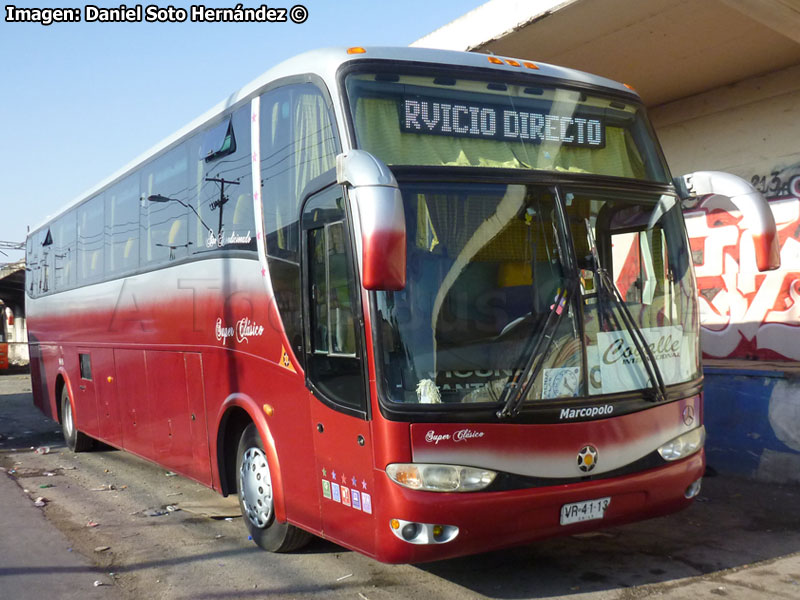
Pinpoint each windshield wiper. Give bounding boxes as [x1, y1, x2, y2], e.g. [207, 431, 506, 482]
[496, 279, 576, 419]
[584, 218, 666, 402]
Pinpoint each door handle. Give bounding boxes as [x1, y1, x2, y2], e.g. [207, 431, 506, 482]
[79, 385, 86, 391]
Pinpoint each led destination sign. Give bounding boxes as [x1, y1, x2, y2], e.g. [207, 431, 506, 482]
[400, 96, 606, 148]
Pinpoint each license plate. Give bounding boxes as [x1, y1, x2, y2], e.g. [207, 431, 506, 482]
[560, 497, 611, 525]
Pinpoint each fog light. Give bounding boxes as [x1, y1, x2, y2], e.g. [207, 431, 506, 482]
[388, 519, 459, 545]
[401, 523, 420, 541]
[685, 478, 702, 499]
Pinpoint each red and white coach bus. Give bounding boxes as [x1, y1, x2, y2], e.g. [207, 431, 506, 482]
[25, 47, 780, 563]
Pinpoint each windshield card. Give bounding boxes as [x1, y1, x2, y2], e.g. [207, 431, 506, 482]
[592, 326, 691, 394]
[400, 96, 606, 148]
[560, 497, 611, 525]
[542, 367, 580, 399]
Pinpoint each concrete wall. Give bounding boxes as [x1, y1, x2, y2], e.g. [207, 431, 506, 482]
[651, 63, 800, 192]
[705, 366, 800, 484]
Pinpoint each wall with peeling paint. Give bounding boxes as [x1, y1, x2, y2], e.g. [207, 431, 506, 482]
[704, 367, 800, 484]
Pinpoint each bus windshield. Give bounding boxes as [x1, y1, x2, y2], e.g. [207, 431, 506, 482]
[373, 182, 700, 405]
[345, 70, 670, 182]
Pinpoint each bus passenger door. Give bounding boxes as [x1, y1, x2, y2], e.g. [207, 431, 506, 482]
[302, 185, 376, 554]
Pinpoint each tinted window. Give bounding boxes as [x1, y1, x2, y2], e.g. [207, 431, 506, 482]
[27, 231, 47, 297]
[261, 83, 339, 260]
[33, 229, 51, 296]
[309, 227, 328, 352]
[201, 117, 236, 161]
[77, 194, 104, 283]
[326, 221, 357, 355]
[25, 236, 36, 296]
[53, 211, 76, 290]
[308, 220, 358, 356]
[302, 187, 364, 412]
[188, 105, 255, 254]
[140, 145, 189, 265]
[105, 175, 140, 275]
[260, 83, 340, 365]
[79, 353, 92, 380]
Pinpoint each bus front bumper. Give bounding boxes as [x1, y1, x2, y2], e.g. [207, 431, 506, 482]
[371, 450, 705, 564]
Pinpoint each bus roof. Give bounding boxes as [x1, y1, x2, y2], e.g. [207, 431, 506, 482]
[30, 46, 639, 236]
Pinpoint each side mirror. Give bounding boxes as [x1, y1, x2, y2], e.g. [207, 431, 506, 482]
[674, 171, 780, 272]
[336, 150, 406, 291]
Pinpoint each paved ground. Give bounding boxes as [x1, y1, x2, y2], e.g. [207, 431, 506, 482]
[0, 372, 119, 599]
[0, 467, 121, 599]
[2, 371, 800, 599]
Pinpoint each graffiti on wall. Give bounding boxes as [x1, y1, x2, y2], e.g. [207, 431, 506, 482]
[684, 166, 800, 361]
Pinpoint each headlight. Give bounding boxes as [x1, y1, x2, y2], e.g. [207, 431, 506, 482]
[386, 463, 496, 492]
[658, 426, 705, 461]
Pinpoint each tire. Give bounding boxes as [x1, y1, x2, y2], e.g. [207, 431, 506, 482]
[236, 423, 311, 552]
[61, 387, 94, 452]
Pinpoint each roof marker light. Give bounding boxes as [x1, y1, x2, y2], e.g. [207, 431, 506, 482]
[624, 83, 636, 91]
[347, 47, 366, 55]
[523, 61, 539, 70]
[487, 56, 503, 65]
[504, 59, 520, 67]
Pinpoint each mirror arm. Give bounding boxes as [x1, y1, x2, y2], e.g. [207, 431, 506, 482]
[674, 171, 780, 272]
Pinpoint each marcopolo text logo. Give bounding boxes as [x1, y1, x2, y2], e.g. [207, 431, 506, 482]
[559, 405, 614, 420]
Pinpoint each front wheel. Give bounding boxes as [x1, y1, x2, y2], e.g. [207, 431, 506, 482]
[236, 423, 311, 552]
[61, 387, 93, 452]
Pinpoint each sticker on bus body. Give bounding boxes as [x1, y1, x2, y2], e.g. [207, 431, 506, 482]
[361, 492, 372, 514]
[279, 345, 296, 373]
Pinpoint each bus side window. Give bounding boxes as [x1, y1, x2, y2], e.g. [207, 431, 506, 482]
[53, 211, 76, 290]
[77, 194, 104, 284]
[25, 236, 36, 296]
[261, 86, 297, 258]
[28, 230, 44, 297]
[302, 186, 365, 415]
[308, 220, 357, 356]
[105, 175, 140, 276]
[140, 144, 189, 266]
[260, 82, 341, 364]
[189, 105, 255, 253]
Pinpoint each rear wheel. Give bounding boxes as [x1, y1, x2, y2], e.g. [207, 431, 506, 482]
[236, 423, 311, 552]
[61, 387, 93, 452]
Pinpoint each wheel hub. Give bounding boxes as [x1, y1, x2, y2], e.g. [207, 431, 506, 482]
[240, 447, 273, 528]
[63, 400, 74, 438]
